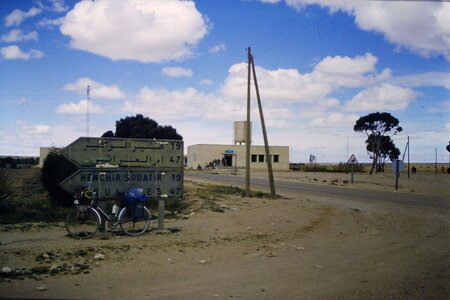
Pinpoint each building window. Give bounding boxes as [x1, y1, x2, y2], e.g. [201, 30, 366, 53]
[251, 154, 257, 162]
[258, 155, 264, 162]
[273, 155, 279, 163]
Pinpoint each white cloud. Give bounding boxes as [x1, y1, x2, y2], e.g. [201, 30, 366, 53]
[56, 99, 104, 114]
[209, 43, 226, 54]
[446, 123, 450, 132]
[63, 78, 124, 99]
[392, 72, 450, 90]
[273, 1, 450, 61]
[311, 53, 391, 88]
[4, 7, 42, 27]
[37, 17, 64, 28]
[0, 45, 44, 60]
[162, 67, 193, 78]
[0, 122, 91, 156]
[260, 0, 283, 3]
[1, 29, 38, 42]
[124, 87, 210, 120]
[221, 62, 332, 103]
[123, 86, 246, 122]
[60, 0, 209, 63]
[314, 52, 377, 75]
[310, 112, 359, 128]
[48, 0, 68, 13]
[221, 53, 388, 104]
[200, 79, 213, 85]
[172, 121, 232, 146]
[26, 124, 51, 135]
[426, 100, 450, 113]
[343, 83, 420, 112]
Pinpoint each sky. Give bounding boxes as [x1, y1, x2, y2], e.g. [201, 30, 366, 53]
[0, 0, 449, 163]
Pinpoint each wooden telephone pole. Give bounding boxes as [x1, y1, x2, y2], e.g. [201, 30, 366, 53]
[245, 47, 276, 198]
[245, 48, 252, 197]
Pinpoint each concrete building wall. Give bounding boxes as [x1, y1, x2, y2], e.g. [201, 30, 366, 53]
[187, 144, 289, 171]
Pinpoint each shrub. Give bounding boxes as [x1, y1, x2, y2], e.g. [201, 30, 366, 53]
[330, 163, 365, 173]
[302, 164, 328, 172]
[0, 170, 14, 214]
[0, 157, 17, 169]
[41, 149, 78, 207]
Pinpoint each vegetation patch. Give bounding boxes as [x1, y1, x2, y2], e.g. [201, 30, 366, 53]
[190, 182, 278, 199]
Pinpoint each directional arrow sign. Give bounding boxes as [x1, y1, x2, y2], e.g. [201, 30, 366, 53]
[61, 137, 183, 169]
[59, 137, 184, 200]
[60, 168, 183, 200]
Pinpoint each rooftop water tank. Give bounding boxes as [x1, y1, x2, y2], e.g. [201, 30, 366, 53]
[234, 121, 252, 145]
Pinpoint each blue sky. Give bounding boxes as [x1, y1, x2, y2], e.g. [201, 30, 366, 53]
[0, 0, 449, 163]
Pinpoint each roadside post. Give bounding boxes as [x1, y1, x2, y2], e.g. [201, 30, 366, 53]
[347, 154, 358, 184]
[392, 159, 405, 191]
[59, 137, 184, 231]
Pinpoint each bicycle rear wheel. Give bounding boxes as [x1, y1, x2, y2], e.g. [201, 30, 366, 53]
[118, 205, 151, 236]
[65, 206, 101, 239]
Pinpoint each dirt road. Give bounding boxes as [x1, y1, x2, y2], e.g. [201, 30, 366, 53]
[0, 174, 449, 299]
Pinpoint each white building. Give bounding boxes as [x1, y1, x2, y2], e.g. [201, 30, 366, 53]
[187, 144, 289, 171]
[187, 121, 289, 171]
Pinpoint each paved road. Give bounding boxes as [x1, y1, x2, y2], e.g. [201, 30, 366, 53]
[185, 171, 449, 209]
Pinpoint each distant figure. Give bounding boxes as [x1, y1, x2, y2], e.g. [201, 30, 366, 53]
[411, 166, 417, 174]
[197, 164, 202, 170]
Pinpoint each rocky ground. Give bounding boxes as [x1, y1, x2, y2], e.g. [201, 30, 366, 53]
[0, 168, 448, 299]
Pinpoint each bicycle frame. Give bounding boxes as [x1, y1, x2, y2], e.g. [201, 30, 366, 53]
[89, 199, 123, 230]
[67, 186, 151, 238]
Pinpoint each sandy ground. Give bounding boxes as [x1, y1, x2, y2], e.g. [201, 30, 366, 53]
[0, 170, 449, 299]
[250, 168, 450, 198]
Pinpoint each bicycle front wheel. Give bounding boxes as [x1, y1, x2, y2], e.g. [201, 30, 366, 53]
[118, 205, 151, 236]
[65, 206, 101, 239]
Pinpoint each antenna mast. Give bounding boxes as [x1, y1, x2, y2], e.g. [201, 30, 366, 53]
[86, 85, 90, 137]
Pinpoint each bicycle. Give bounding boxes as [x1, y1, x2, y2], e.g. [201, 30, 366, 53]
[65, 187, 151, 239]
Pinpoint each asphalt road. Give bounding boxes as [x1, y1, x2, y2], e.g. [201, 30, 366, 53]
[185, 171, 449, 209]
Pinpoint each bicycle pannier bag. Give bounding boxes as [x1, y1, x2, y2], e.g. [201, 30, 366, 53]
[124, 188, 147, 206]
[132, 202, 145, 220]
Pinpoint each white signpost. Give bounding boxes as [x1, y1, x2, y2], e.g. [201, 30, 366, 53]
[392, 159, 404, 190]
[347, 154, 358, 183]
[60, 137, 184, 230]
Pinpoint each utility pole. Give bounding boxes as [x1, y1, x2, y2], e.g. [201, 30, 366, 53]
[245, 48, 252, 197]
[86, 85, 90, 137]
[346, 136, 349, 162]
[407, 136, 410, 178]
[402, 136, 410, 178]
[250, 54, 276, 198]
[435, 147, 438, 175]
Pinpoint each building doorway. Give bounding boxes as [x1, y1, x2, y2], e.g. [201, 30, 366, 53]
[223, 154, 233, 167]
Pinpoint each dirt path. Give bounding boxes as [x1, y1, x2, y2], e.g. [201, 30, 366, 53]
[1, 177, 449, 299]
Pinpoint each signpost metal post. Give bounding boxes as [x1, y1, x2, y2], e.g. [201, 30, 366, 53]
[347, 154, 358, 184]
[392, 159, 404, 190]
[60, 137, 184, 231]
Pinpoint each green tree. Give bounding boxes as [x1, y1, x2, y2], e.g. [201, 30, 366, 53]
[101, 130, 114, 138]
[103, 114, 183, 140]
[41, 149, 78, 207]
[354, 112, 402, 175]
[366, 135, 400, 172]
